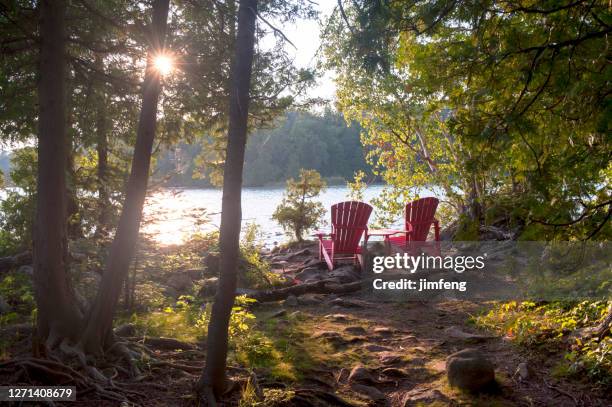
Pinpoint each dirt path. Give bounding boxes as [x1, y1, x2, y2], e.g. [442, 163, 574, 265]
[256, 244, 609, 407]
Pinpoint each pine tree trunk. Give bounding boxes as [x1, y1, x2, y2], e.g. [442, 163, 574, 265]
[95, 86, 111, 237]
[33, 0, 83, 347]
[94, 54, 111, 238]
[79, 0, 170, 353]
[198, 0, 258, 399]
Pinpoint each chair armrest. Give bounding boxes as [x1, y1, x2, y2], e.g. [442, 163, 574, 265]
[314, 231, 333, 239]
[394, 224, 413, 235]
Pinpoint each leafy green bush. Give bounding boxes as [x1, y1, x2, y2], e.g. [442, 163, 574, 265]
[272, 169, 326, 242]
[0, 271, 35, 324]
[239, 223, 285, 289]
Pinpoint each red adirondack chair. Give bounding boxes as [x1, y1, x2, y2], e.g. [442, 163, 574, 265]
[315, 201, 373, 271]
[388, 197, 440, 252]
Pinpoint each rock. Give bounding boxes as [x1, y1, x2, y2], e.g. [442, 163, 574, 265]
[294, 267, 324, 282]
[269, 309, 287, 318]
[279, 248, 312, 261]
[350, 384, 386, 402]
[283, 294, 298, 307]
[348, 365, 377, 385]
[379, 352, 402, 365]
[373, 327, 396, 336]
[446, 348, 495, 392]
[312, 330, 347, 347]
[0, 295, 10, 314]
[324, 313, 349, 322]
[297, 294, 323, 306]
[344, 326, 367, 335]
[0, 323, 32, 337]
[303, 258, 325, 267]
[328, 265, 360, 283]
[515, 362, 531, 381]
[235, 287, 258, 296]
[381, 367, 406, 377]
[444, 326, 497, 343]
[17, 265, 33, 275]
[167, 272, 194, 292]
[363, 344, 392, 352]
[329, 297, 367, 308]
[270, 261, 289, 269]
[183, 269, 204, 280]
[203, 253, 219, 276]
[198, 277, 219, 297]
[163, 286, 179, 298]
[115, 323, 136, 337]
[400, 388, 448, 406]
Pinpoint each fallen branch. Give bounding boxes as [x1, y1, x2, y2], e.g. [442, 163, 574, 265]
[248, 278, 367, 302]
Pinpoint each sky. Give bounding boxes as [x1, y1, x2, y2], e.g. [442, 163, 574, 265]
[261, 1, 338, 102]
[0, 2, 338, 152]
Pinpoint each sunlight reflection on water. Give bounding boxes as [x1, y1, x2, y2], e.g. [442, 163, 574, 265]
[142, 185, 435, 247]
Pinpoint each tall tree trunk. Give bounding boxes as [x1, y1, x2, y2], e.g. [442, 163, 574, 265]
[79, 0, 170, 353]
[198, 0, 257, 399]
[95, 73, 111, 238]
[33, 0, 83, 348]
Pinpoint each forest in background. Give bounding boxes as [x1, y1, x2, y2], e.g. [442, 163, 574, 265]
[153, 109, 373, 187]
[0, 109, 372, 189]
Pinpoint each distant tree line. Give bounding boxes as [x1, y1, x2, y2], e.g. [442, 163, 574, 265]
[154, 110, 373, 187]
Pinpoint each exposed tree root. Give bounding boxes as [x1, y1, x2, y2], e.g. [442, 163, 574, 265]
[0, 357, 128, 402]
[291, 388, 357, 406]
[133, 336, 197, 350]
[249, 278, 367, 302]
[150, 360, 203, 374]
[0, 335, 191, 403]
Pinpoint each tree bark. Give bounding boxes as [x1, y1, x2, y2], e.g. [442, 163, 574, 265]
[79, 0, 170, 353]
[198, 0, 258, 399]
[95, 55, 111, 238]
[33, 0, 83, 347]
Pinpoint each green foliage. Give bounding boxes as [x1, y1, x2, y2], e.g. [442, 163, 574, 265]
[239, 223, 285, 289]
[272, 169, 326, 241]
[0, 148, 37, 254]
[0, 271, 35, 323]
[154, 110, 372, 188]
[323, 1, 611, 238]
[474, 301, 612, 384]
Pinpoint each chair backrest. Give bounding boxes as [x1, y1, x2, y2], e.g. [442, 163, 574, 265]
[331, 201, 373, 252]
[405, 197, 439, 242]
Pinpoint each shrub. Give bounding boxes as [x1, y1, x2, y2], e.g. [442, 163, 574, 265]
[272, 169, 326, 242]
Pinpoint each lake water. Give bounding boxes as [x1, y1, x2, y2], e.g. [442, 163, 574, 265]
[142, 185, 410, 247]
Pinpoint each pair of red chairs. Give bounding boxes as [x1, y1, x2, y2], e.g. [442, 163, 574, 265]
[315, 197, 440, 271]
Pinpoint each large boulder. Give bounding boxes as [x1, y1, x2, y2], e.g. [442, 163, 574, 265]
[167, 272, 194, 292]
[446, 348, 495, 392]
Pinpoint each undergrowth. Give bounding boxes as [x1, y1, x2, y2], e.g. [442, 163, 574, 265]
[473, 301, 611, 386]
